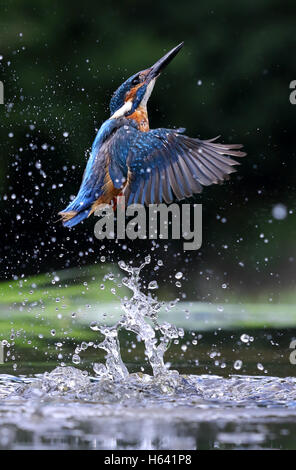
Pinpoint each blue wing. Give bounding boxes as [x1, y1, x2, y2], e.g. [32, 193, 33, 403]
[59, 119, 246, 227]
[121, 128, 246, 205]
[59, 118, 136, 227]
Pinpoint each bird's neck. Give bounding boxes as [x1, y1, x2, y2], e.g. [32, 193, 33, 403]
[126, 105, 149, 132]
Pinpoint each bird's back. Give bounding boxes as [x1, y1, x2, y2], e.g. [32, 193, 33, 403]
[58, 118, 137, 226]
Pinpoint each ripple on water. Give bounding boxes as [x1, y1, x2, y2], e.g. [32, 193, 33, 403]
[1, 368, 296, 449]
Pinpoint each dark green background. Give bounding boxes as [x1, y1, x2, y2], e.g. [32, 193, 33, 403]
[0, 0, 295, 301]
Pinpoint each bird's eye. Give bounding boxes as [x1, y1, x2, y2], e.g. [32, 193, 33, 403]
[131, 75, 141, 86]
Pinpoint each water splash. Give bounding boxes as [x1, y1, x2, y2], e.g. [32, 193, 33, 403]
[1, 260, 296, 449]
[91, 256, 183, 383]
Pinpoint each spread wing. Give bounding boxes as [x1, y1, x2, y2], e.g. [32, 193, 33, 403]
[120, 128, 246, 205]
[59, 120, 246, 227]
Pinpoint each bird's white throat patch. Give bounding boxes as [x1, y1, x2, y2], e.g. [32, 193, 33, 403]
[141, 77, 156, 106]
[111, 100, 133, 119]
[110, 77, 155, 119]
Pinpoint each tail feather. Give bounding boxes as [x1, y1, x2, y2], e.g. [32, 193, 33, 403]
[58, 208, 90, 227]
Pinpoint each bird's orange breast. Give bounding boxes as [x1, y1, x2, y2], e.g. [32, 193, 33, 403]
[124, 84, 150, 132]
[126, 107, 149, 132]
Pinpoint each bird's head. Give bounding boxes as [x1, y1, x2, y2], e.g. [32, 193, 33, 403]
[109, 42, 184, 119]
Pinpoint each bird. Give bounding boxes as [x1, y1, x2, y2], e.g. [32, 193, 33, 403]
[59, 42, 246, 227]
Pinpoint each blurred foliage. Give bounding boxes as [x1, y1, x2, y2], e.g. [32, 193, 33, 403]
[0, 0, 295, 299]
[0, 264, 125, 304]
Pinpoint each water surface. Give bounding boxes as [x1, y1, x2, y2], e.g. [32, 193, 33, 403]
[1, 261, 296, 450]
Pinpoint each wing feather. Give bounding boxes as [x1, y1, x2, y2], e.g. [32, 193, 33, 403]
[162, 167, 174, 203]
[168, 164, 184, 200]
[116, 127, 246, 206]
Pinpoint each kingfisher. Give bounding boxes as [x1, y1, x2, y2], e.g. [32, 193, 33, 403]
[59, 42, 246, 227]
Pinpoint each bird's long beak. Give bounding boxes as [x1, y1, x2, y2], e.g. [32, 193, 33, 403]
[147, 42, 184, 81]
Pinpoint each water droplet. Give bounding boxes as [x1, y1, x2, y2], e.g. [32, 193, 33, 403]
[148, 280, 158, 290]
[72, 354, 81, 365]
[272, 203, 287, 220]
[234, 360, 243, 370]
[90, 321, 99, 331]
[93, 363, 106, 375]
[240, 334, 250, 343]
